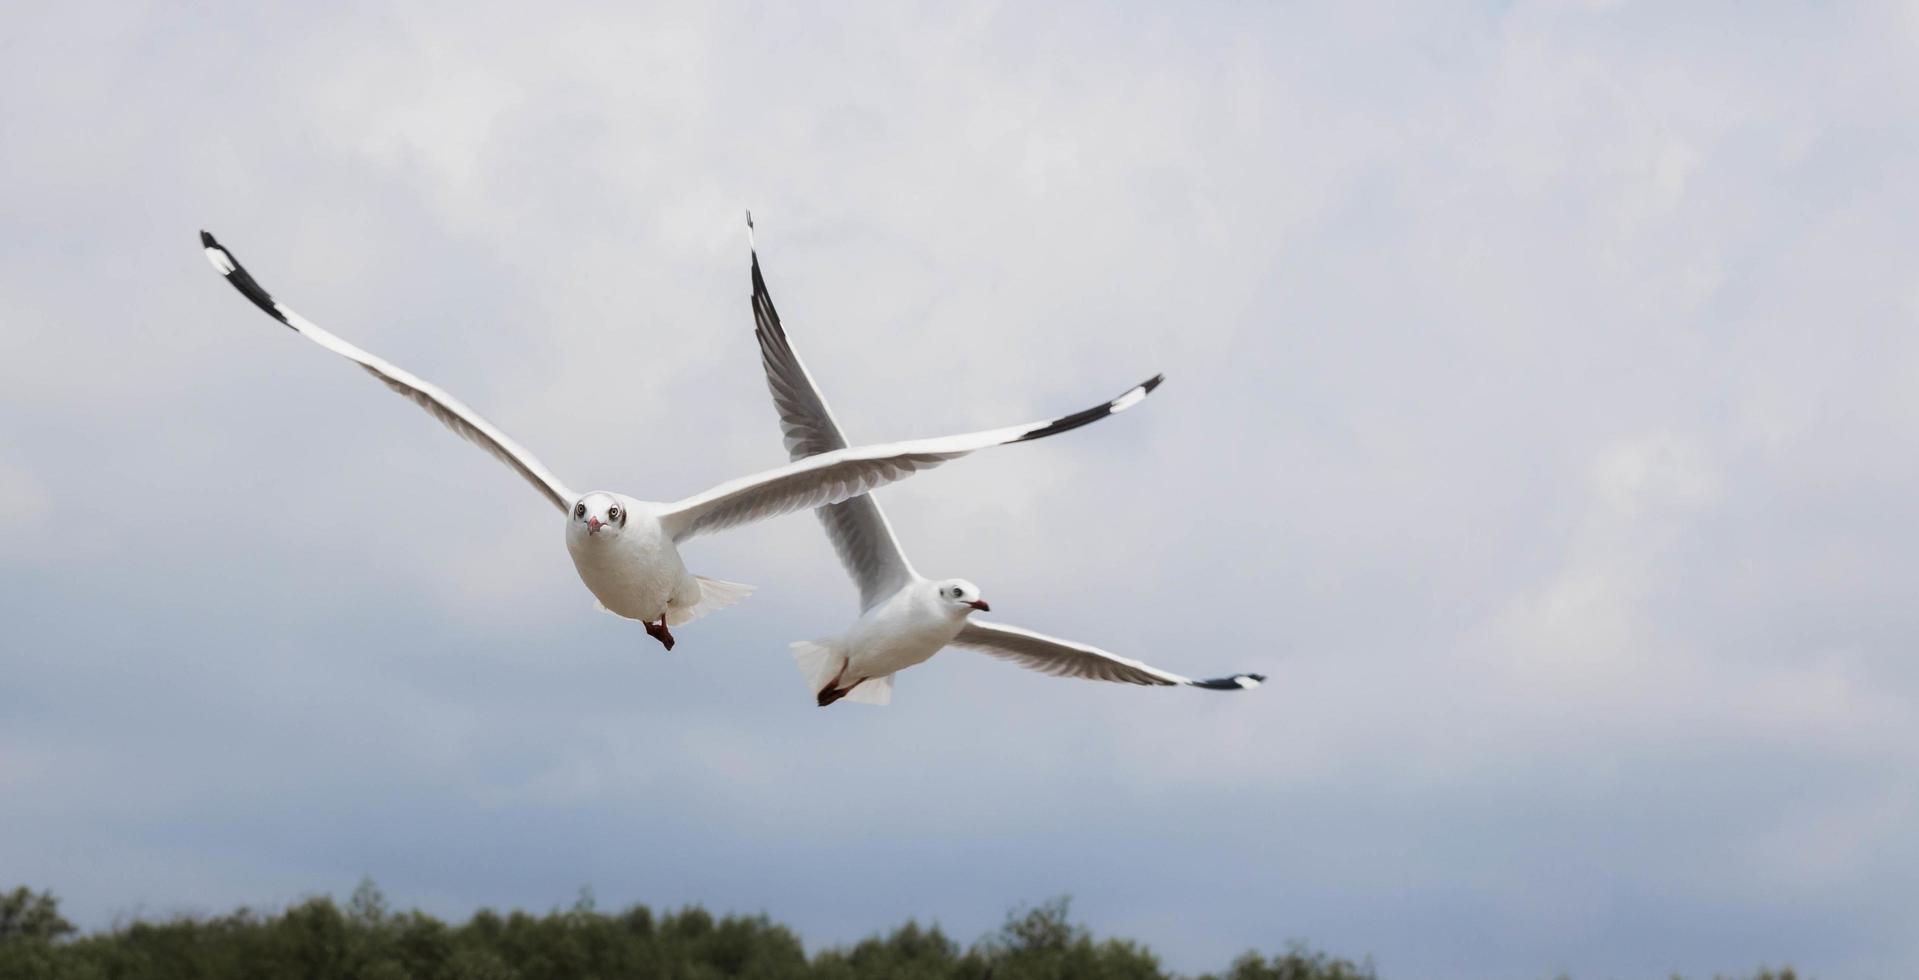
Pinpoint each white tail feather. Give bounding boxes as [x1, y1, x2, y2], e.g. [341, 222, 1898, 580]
[666, 576, 755, 627]
[792, 639, 844, 696]
[843, 673, 894, 706]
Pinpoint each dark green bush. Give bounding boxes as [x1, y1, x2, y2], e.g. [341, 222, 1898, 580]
[0, 883, 1797, 980]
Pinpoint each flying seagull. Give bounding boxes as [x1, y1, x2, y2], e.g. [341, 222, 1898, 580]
[200, 230, 1164, 650]
[746, 220, 1265, 704]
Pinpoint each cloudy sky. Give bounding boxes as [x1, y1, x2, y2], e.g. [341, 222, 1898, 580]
[5, 1, 1918, 976]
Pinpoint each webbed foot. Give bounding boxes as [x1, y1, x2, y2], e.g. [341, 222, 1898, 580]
[644, 618, 676, 651]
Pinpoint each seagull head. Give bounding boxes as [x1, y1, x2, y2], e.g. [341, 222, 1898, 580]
[935, 579, 990, 615]
[570, 492, 627, 539]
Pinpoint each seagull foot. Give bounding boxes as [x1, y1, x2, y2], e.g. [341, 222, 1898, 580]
[816, 662, 852, 707]
[644, 619, 676, 651]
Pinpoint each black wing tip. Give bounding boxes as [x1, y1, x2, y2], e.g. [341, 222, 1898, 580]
[199, 230, 292, 328]
[747, 213, 766, 279]
[1189, 673, 1265, 691]
[748, 220, 792, 345]
[1013, 372, 1165, 443]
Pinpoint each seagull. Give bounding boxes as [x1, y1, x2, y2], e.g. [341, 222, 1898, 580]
[200, 230, 1165, 651]
[746, 220, 1265, 705]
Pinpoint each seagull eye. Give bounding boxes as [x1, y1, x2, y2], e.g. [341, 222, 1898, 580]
[575, 503, 586, 518]
[608, 506, 620, 520]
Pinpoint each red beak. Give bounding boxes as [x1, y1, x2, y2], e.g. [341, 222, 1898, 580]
[587, 517, 603, 533]
[968, 599, 991, 612]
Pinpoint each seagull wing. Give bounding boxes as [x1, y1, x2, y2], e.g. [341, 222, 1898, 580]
[951, 619, 1264, 691]
[750, 243, 917, 610]
[200, 231, 577, 512]
[656, 373, 1163, 544]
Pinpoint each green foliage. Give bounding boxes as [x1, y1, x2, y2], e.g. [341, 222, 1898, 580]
[0, 883, 1803, 980]
[0, 888, 74, 944]
[1612, 968, 1805, 980]
[1202, 942, 1375, 980]
[811, 920, 959, 980]
[967, 898, 1162, 980]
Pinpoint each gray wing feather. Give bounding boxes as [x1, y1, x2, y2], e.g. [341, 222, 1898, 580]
[658, 232, 1158, 547]
[952, 620, 1263, 691]
[752, 247, 918, 610]
[658, 448, 964, 543]
[200, 232, 576, 512]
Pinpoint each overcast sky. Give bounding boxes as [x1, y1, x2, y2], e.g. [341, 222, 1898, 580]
[4, 2, 1918, 977]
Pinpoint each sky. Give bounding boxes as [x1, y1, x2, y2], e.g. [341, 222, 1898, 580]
[3, 1, 1918, 977]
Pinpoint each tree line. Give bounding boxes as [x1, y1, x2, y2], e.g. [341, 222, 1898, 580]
[0, 883, 1798, 980]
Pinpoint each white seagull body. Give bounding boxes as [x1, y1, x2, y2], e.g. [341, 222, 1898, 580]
[747, 226, 1264, 704]
[200, 231, 1165, 649]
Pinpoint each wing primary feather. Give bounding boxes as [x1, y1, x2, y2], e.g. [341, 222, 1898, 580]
[952, 620, 1262, 692]
[198, 230, 576, 512]
[1188, 673, 1267, 691]
[664, 244, 1165, 546]
[201, 231, 293, 329]
[662, 373, 1166, 543]
[1013, 373, 1164, 442]
[747, 234, 914, 607]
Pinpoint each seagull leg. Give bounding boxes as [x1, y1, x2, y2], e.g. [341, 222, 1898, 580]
[644, 617, 676, 651]
[816, 662, 850, 707]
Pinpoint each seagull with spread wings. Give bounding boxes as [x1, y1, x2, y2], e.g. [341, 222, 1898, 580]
[747, 220, 1264, 705]
[200, 230, 1162, 650]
